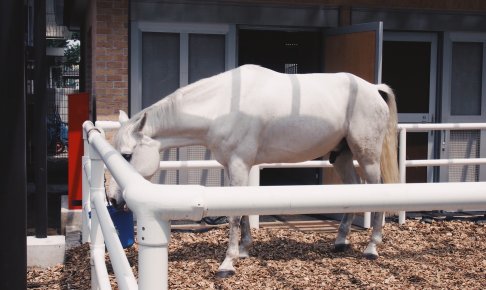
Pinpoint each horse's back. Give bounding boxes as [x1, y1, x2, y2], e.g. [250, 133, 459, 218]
[184, 65, 387, 164]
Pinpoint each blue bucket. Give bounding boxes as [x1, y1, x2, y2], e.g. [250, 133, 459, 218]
[107, 206, 135, 248]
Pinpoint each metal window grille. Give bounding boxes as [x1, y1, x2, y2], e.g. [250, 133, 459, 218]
[187, 146, 226, 186]
[285, 63, 298, 74]
[152, 149, 179, 185]
[448, 130, 480, 182]
[47, 62, 79, 157]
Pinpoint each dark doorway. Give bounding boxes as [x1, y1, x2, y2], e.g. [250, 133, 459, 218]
[382, 40, 433, 183]
[238, 29, 322, 185]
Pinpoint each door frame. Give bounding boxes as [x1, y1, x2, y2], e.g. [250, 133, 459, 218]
[383, 32, 438, 182]
[441, 32, 486, 181]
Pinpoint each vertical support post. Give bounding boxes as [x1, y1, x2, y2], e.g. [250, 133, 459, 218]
[398, 128, 407, 224]
[90, 208, 111, 290]
[248, 166, 260, 229]
[363, 212, 371, 229]
[82, 128, 91, 243]
[33, 0, 48, 239]
[137, 216, 171, 290]
[0, 0, 26, 288]
[82, 157, 91, 243]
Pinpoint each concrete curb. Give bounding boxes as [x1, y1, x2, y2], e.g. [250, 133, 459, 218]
[27, 235, 65, 268]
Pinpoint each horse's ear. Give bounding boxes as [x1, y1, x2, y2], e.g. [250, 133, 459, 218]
[136, 112, 147, 132]
[119, 110, 129, 123]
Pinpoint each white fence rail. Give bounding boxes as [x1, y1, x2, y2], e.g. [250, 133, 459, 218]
[84, 120, 486, 290]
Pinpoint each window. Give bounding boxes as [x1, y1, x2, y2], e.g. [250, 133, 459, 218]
[131, 22, 236, 186]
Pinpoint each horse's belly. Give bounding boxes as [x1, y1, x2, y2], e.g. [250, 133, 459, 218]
[255, 116, 345, 164]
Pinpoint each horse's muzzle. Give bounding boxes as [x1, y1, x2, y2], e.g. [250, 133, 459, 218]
[110, 198, 127, 211]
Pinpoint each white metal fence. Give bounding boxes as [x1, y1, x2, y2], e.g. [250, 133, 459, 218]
[397, 123, 486, 223]
[83, 120, 486, 289]
[94, 120, 486, 227]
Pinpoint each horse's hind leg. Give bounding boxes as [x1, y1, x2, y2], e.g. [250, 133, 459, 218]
[332, 148, 361, 251]
[239, 216, 252, 258]
[364, 211, 384, 259]
[359, 162, 384, 260]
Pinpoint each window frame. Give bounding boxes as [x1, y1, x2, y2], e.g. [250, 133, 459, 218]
[130, 21, 236, 114]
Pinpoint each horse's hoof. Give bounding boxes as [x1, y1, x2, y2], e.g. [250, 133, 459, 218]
[215, 270, 235, 279]
[334, 244, 350, 252]
[239, 252, 250, 258]
[363, 253, 379, 260]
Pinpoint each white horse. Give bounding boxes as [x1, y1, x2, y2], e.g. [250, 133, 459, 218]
[109, 64, 399, 278]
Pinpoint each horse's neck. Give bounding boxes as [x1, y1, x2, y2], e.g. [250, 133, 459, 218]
[141, 96, 209, 148]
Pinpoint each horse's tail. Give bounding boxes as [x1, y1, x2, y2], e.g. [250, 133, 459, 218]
[376, 84, 400, 184]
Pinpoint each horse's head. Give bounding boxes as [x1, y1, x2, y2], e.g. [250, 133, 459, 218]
[108, 110, 161, 209]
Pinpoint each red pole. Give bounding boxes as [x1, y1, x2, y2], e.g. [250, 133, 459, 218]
[68, 93, 89, 209]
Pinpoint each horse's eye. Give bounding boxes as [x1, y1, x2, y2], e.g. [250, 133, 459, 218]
[121, 153, 132, 162]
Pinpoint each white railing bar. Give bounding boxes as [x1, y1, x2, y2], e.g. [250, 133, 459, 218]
[82, 159, 92, 242]
[159, 160, 223, 170]
[157, 159, 360, 170]
[199, 182, 486, 215]
[95, 120, 121, 130]
[91, 182, 138, 290]
[157, 158, 486, 171]
[90, 207, 110, 290]
[398, 123, 486, 132]
[82, 157, 91, 243]
[91, 245, 112, 290]
[405, 158, 486, 167]
[260, 160, 350, 169]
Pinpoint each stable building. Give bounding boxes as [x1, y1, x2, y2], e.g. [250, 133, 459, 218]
[64, 0, 486, 186]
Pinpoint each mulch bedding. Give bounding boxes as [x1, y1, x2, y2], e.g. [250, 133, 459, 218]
[28, 220, 486, 289]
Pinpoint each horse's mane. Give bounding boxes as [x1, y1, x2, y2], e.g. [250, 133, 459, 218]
[113, 97, 176, 150]
[135, 93, 178, 137]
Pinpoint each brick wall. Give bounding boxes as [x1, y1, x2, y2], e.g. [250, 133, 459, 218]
[92, 0, 129, 120]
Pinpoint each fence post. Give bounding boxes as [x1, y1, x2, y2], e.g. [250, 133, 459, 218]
[82, 128, 91, 243]
[398, 128, 407, 224]
[248, 165, 260, 229]
[137, 214, 171, 290]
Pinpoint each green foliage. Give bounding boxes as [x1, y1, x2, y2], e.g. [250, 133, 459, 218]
[65, 42, 80, 64]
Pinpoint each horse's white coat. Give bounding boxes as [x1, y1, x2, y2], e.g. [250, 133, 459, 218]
[109, 65, 399, 277]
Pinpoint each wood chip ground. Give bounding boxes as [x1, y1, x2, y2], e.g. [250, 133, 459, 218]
[28, 220, 486, 289]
